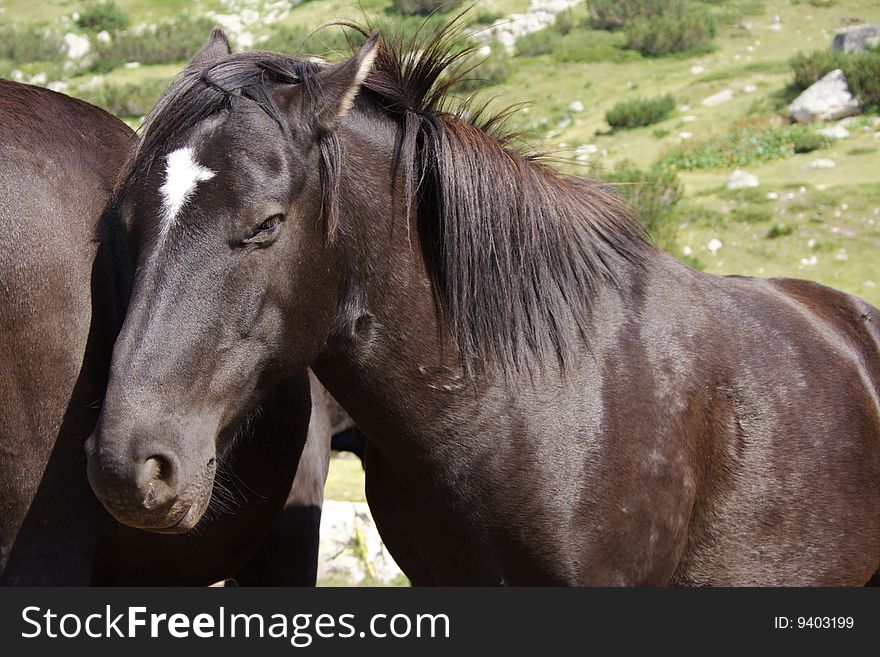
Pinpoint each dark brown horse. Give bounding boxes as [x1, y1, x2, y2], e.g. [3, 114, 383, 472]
[87, 23, 880, 585]
[0, 78, 327, 585]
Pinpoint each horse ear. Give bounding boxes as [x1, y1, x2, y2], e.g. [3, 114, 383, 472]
[308, 31, 379, 132]
[189, 28, 232, 67]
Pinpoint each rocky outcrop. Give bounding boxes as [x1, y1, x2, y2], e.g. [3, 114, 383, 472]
[832, 24, 880, 54]
[789, 69, 862, 124]
[481, 0, 582, 53]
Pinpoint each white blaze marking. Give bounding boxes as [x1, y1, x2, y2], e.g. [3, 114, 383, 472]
[158, 146, 216, 241]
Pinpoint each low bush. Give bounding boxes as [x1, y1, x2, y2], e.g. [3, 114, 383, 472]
[789, 48, 880, 109]
[791, 130, 830, 153]
[624, 2, 716, 55]
[258, 24, 355, 57]
[452, 51, 510, 92]
[0, 23, 65, 64]
[90, 17, 217, 70]
[73, 77, 170, 118]
[595, 161, 683, 248]
[606, 94, 675, 129]
[732, 205, 773, 223]
[76, 1, 129, 33]
[515, 28, 557, 57]
[662, 120, 830, 170]
[588, 0, 674, 30]
[391, 0, 463, 16]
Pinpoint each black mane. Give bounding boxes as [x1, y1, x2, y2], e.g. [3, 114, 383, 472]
[118, 18, 652, 377]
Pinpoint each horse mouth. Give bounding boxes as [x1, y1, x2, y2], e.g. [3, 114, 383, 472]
[96, 458, 217, 534]
[153, 502, 198, 534]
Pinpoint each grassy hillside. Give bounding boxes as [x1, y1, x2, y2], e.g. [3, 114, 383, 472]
[2, 0, 878, 319]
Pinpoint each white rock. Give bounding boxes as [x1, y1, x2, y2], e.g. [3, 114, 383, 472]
[576, 144, 598, 155]
[707, 239, 723, 255]
[63, 32, 91, 59]
[690, 64, 705, 74]
[477, 45, 492, 57]
[47, 81, 68, 93]
[318, 501, 403, 585]
[818, 124, 850, 139]
[766, 192, 779, 200]
[29, 72, 47, 86]
[800, 255, 818, 267]
[832, 24, 880, 54]
[123, 62, 141, 69]
[727, 169, 760, 189]
[682, 115, 697, 122]
[682, 246, 693, 256]
[678, 131, 693, 140]
[801, 159, 837, 169]
[789, 69, 862, 124]
[702, 89, 734, 107]
[743, 84, 757, 93]
[568, 100, 584, 113]
[95, 30, 111, 44]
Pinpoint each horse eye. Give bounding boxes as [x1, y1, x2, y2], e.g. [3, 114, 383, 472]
[242, 213, 285, 246]
[255, 214, 284, 234]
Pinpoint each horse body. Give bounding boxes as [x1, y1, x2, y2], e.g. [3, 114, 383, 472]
[318, 236, 880, 584]
[0, 79, 131, 582]
[93, 25, 880, 586]
[0, 79, 327, 585]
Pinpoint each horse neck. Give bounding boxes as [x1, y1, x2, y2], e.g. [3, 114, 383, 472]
[311, 113, 471, 452]
[312, 111, 646, 464]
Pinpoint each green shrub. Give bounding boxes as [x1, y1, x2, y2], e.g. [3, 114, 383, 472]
[452, 51, 510, 92]
[732, 205, 773, 223]
[554, 29, 642, 63]
[0, 23, 65, 64]
[791, 130, 830, 153]
[90, 17, 217, 70]
[259, 24, 355, 56]
[790, 50, 845, 89]
[515, 28, 558, 57]
[624, 2, 716, 55]
[73, 77, 170, 118]
[606, 94, 675, 129]
[790, 48, 880, 108]
[391, 0, 463, 16]
[662, 120, 830, 169]
[588, 0, 674, 29]
[76, 1, 129, 33]
[517, 26, 641, 63]
[554, 9, 576, 35]
[596, 161, 683, 248]
[473, 10, 504, 24]
[766, 223, 794, 238]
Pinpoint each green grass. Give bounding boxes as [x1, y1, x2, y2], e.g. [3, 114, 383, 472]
[324, 455, 366, 502]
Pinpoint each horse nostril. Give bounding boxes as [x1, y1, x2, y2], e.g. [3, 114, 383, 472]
[139, 454, 178, 510]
